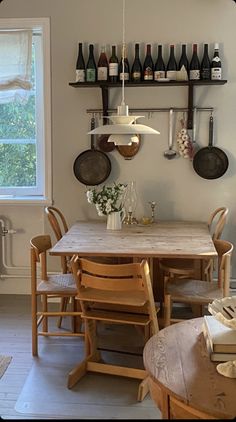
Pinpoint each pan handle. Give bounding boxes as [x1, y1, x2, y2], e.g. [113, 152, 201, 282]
[90, 116, 96, 150]
[209, 115, 214, 147]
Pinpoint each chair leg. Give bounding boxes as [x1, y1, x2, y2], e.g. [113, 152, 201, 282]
[72, 297, 83, 333]
[42, 295, 48, 332]
[32, 294, 38, 356]
[137, 375, 150, 401]
[164, 294, 171, 327]
[57, 297, 69, 328]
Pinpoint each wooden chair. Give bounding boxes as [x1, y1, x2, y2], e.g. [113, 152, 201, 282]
[45, 206, 75, 328]
[44, 206, 69, 274]
[30, 234, 84, 356]
[163, 239, 233, 327]
[68, 257, 159, 401]
[159, 207, 229, 283]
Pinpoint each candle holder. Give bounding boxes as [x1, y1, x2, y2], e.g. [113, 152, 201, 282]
[148, 201, 157, 223]
[123, 210, 138, 225]
[124, 181, 138, 225]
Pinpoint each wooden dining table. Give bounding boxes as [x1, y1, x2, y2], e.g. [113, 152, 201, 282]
[49, 220, 217, 304]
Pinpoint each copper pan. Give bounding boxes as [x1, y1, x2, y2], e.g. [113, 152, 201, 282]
[116, 135, 141, 160]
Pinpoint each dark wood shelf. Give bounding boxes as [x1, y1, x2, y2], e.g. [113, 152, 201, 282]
[69, 79, 227, 128]
[69, 80, 227, 88]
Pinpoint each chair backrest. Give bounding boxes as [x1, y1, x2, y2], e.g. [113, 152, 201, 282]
[30, 234, 52, 285]
[45, 206, 68, 241]
[208, 207, 229, 241]
[214, 239, 233, 295]
[45, 206, 69, 273]
[71, 256, 159, 336]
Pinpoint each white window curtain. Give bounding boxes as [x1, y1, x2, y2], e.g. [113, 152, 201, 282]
[0, 29, 32, 103]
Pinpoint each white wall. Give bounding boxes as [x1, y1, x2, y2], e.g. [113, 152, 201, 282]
[0, 0, 236, 293]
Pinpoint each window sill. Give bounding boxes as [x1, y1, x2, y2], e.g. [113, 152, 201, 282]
[0, 196, 52, 205]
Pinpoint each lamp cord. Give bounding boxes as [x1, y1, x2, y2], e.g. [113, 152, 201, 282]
[121, 0, 125, 106]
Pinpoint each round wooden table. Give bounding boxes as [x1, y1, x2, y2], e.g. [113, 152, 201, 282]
[143, 318, 236, 419]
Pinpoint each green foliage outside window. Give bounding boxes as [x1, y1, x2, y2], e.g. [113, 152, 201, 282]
[0, 96, 36, 187]
[0, 44, 36, 188]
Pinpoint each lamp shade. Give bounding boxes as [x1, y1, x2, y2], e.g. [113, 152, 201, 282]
[88, 123, 160, 135]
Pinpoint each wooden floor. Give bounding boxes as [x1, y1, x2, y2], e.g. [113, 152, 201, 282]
[0, 294, 199, 420]
[0, 295, 39, 420]
[0, 295, 160, 420]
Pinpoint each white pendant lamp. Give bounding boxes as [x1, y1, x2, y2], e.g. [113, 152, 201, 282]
[88, 0, 160, 146]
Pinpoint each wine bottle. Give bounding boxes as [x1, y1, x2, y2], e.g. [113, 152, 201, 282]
[86, 44, 97, 82]
[211, 43, 222, 80]
[75, 42, 85, 82]
[166, 44, 177, 80]
[201, 43, 211, 80]
[109, 45, 119, 83]
[131, 43, 142, 82]
[143, 44, 154, 81]
[97, 45, 108, 81]
[119, 43, 130, 81]
[178, 44, 189, 80]
[154, 45, 165, 80]
[189, 44, 200, 80]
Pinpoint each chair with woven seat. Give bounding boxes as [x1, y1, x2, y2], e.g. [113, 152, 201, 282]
[159, 207, 229, 284]
[68, 256, 159, 401]
[45, 206, 70, 274]
[30, 234, 84, 356]
[163, 239, 233, 327]
[45, 206, 76, 328]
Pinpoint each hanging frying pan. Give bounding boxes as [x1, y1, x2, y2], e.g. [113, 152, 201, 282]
[193, 115, 229, 180]
[73, 116, 111, 186]
[116, 135, 141, 160]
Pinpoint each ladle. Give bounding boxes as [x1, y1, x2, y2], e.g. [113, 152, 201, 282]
[192, 107, 199, 155]
[164, 108, 178, 159]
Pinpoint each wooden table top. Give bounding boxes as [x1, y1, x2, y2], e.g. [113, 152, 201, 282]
[50, 220, 217, 259]
[143, 318, 236, 419]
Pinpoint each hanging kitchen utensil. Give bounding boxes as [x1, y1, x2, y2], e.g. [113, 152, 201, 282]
[193, 114, 229, 180]
[73, 116, 111, 186]
[116, 135, 141, 160]
[192, 107, 199, 156]
[164, 108, 178, 159]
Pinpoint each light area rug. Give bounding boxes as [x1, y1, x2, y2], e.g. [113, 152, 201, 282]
[15, 326, 161, 420]
[0, 355, 12, 379]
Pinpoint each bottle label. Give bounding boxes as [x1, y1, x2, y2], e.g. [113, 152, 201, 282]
[201, 68, 211, 80]
[76, 69, 85, 82]
[98, 67, 108, 81]
[190, 69, 200, 80]
[211, 68, 222, 80]
[120, 72, 129, 81]
[132, 71, 141, 80]
[154, 70, 165, 80]
[86, 69, 96, 82]
[166, 70, 177, 80]
[144, 68, 153, 80]
[109, 63, 118, 76]
[213, 56, 221, 63]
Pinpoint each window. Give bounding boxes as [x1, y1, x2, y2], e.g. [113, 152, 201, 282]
[0, 18, 51, 203]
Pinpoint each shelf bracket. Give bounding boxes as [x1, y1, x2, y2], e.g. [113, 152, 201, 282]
[187, 84, 194, 130]
[101, 85, 109, 124]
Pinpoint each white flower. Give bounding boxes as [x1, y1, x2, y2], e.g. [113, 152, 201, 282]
[86, 183, 127, 216]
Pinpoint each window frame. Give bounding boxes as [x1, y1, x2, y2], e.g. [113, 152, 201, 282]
[0, 18, 51, 205]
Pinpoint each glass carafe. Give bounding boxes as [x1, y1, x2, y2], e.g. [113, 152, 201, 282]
[124, 181, 138, 224]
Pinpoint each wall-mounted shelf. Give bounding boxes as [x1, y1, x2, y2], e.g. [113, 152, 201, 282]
[69, 80, 227, 128]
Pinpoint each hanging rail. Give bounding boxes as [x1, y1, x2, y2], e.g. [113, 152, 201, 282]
[86, 107, 214, 115]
